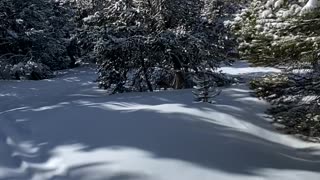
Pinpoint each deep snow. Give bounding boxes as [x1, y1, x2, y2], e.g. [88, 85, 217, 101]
[1, 61, 320, 180]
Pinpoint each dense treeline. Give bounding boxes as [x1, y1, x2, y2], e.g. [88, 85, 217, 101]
[75, 0, 240, 93]
[0, 0, 75, 80]
[0, 0, 239, 92]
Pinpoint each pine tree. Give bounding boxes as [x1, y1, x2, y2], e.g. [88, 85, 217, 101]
[234, 0, 320, 139]
[232, 0, 320, 70]
[75, 0, 241, 94]
[192, 71, 221, 103]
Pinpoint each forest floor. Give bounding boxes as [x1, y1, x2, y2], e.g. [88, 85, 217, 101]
[1, 61, 320, 180]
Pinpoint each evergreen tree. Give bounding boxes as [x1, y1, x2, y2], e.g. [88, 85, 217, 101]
[75, 0, 240, 94]
[0, 0, 75, 80]
[234, 0, 320, 138]
[232, 0, 320, 70]
[193, 71, 221, 103]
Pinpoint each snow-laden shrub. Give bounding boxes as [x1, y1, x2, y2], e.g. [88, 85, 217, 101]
[0, 63, 13, 80]
[193, 71, 221, 103]
[10, 61, 53, 80]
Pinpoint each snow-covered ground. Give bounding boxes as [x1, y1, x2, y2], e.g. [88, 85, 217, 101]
[219, 61, 281, 81]
[1, 62, 320, 180]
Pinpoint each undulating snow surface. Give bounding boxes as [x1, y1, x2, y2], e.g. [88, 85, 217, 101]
[1, 62, 320, 180]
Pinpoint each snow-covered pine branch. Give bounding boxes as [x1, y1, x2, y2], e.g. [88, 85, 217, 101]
[232, 0, 320, 70]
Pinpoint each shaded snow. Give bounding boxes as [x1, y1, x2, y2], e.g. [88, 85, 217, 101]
[1, 63, 320, 180]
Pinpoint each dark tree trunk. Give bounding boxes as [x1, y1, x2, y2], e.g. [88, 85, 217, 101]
[171, 54, 185, 89]
[173, 71, 185, 89]
[141, 57, 153, 92]
[30, 71, 41, 80]
[68, 53, 77, 68]
[67, 38, 78, 68]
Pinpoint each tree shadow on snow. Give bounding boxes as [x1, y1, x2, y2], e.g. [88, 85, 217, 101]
[2, 84, 320, 179]
[1, 64, 320, 179]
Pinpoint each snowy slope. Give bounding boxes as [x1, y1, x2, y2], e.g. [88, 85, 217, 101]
[1, 63, 320, 180]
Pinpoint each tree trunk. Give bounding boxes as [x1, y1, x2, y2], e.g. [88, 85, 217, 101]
[141, 57, 153, 92]
[67, 38, 78, 68]
[173, 71, 185, 89]
[143, 68, 153, 92]
[171, 54, 185, 89]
